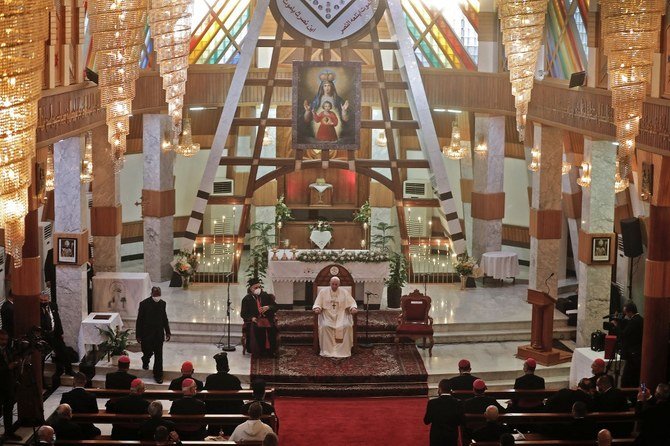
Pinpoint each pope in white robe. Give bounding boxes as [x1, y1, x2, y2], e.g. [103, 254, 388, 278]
[313, 276, 358, 358]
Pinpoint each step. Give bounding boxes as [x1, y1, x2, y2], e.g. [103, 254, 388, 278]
[433, 326, 576, 344]
[433, 317, 569, 334]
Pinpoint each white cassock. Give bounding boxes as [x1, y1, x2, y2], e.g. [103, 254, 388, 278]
[313, 287, 357, 358]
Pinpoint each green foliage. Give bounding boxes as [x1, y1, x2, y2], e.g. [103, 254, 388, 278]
[386, 252, 408, 289]
[352, 201, 371, 223]
[275, 195, 294, 223]
[97, 326, 133, 361]
[371, 222, 396, 253]
[247, 222, 275, 283]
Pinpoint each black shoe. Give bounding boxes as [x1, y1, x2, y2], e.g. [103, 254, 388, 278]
[155, 377, 163, 384]
[142, 363, 149, 370]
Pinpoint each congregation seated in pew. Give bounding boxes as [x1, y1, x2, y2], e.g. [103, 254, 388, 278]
[169, 378, 208, 440]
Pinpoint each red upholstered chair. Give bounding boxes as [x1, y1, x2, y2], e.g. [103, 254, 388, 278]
[394, 290, 434, 356]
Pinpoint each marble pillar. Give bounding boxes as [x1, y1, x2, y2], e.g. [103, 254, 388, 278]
[459, 138, 475, 256]
[561, 152, 582, 281]
[143, 114, 175, 282]
[528, 124, 563, 298]
[91, 125, 121, 272]
[576, 139, 616, 346]
[54, 135, 88, 349]
[471, 115, 505, 260]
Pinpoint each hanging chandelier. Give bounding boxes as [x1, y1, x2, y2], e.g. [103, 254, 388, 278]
[45, 149, 55, 192]
[80, 131, 94, 184]
[88, 0, 148, 173]
[148, 0, 193, 138]
[496, 0, 549, 141]
[614, 160, 629, 193]
[0, 0, 51, 267]
[443, 120, 465, 160]
[600, 0, 664, 192]
[174, 115, 200, 157]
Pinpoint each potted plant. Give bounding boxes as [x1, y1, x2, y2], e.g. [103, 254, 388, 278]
[97, 326, 133, 362]
[371, 222, 396, 253]
[248, 222, 275, 283]
[386, 252, 408, 308]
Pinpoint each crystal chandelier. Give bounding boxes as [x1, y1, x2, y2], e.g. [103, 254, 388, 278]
[174, 115, 200, 157]
[88, 0, 148, 173]
[80, 131, 94, 184]
[576, 162, 592, 188]
[0, 0, 51, 267]
[45, 150, 55, 192]
[443, 121, 465, 160]
[614, 160, 629, 193]
[561, 161, 572, 175]
[148, 0, 193, 137]
[496, 0, 549, 141]
[600, 0, 664, 191]
[528, 147, 541, 171]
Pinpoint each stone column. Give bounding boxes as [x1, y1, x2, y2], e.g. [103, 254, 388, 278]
[471, 114, 505, 260]
[143, 114, 175, 282]
[54, 135, 89, 349]
[459, 144, 474, 256]
[639, 151, 670, 390]
[561, 151, 583, 281]
[91, 125, 121, 272]
[518, 123, 564, 365]
[575, 138, 616, 347]
[477, 0, 499, 73]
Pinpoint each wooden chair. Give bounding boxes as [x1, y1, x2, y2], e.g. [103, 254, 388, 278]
[312, 264, 357, 354]
[394, 290, 434, 356]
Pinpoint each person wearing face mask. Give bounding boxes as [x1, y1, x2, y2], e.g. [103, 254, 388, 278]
[136, 287, 171, 383]
[240, 279, 277, 357]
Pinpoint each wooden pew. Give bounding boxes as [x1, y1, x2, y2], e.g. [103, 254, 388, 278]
[85, 389, 275, 404]
[452, 388, 639, 400]
[71, 412, 278, 433]
[471, 440, 635, 445]
[464, 411, 636, 423]
[56, 442, 262, 446]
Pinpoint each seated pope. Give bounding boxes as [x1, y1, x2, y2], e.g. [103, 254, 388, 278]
[312, 276, 358, 358]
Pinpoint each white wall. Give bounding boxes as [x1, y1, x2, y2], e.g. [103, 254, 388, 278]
[502, 158, 530, 227]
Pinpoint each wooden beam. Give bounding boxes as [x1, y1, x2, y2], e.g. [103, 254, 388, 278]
[230, 117, 419, 129]
[256, 39, 399, 50]
[206, 195, 247, 205]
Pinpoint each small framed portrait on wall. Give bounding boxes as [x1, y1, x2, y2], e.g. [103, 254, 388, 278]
[591, 237, 611, 263]
[58, 237, 78, 264]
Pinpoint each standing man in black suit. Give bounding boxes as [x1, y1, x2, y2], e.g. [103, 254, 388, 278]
[40, 292, 73, 376]
[0, 329, 20, 441]
[449, 359, 479, 399]
[0, 295, 14, 339]
[511, 358, 545, 411]
[170, 378, 207, 440]
[136, 286, 171, 384]
[423, 379, 465, 446]
[60, 372, 101, 438]
[612, 301, 643, 387]
[105, 355, 137, 390]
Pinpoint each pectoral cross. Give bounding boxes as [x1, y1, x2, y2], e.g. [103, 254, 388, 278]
[331, 300, 337, 309]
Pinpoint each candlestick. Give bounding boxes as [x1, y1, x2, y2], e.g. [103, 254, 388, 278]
[361, 239, 366, 249]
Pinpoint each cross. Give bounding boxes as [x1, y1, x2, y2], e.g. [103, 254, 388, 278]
[331, 300, 337, 309]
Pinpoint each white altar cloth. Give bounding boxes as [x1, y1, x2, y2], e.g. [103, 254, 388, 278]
[93, 272, 152, 318]
[310, 230, 332, 249]
[78, 312, 124, 358]
[480, 251, 519, 280]
[309, 183, 333, 194]
[569, 347, 615, 387]
[267, 250, 389, 307]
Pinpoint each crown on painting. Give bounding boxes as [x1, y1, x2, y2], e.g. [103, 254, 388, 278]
[319, 71, 336, 83]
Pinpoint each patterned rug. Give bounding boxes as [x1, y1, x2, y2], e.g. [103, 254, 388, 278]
[250, 343, 428, 397]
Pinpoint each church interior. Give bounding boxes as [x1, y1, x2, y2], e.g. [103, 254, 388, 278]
[0, 0, 669, 444]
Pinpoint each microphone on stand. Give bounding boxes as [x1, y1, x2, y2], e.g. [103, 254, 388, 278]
[217, 271, 236, 351]
[359, 292, 377, 348]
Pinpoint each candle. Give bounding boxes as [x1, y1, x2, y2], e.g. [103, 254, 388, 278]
[361, 239, 366, 249]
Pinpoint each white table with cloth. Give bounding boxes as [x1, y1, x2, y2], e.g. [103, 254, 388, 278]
[569, 347, 616, 387]
[480, 251, 520, 280]
[77, 312, 124, 358]
[92, 272, 152, 318]
[267, 249, 389, 308]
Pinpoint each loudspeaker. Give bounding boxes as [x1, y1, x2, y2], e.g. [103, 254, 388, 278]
[569, 71, 587, 88]
[620, 217, 643, 258]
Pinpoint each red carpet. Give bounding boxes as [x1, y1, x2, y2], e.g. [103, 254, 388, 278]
[275, 397, 430, 446]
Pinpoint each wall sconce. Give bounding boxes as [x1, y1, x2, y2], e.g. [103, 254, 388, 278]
[613, 160, 629, 193]
[561, 161, 572, 175]
[375, 130, 387, 147]
[262, 128, 274, 147]
[528, 147, 541, 172]
[474, 134, 487, 155]
[80, 131, 94, 184]
[576, 162, 592, 188]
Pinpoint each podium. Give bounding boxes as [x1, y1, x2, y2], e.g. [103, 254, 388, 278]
[517, 289, 572, 366]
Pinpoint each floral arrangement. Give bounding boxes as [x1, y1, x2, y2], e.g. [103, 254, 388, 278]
[353, 201, 371, 223]
[308, 219, 333, 233]
[296, 250, 389, 263]
[275, 195, 294, 223]
[454, 257, 477, 276]
[172, 250, 199, 277]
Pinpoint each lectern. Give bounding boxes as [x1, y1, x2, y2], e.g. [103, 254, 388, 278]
[517, 289, 571, 365]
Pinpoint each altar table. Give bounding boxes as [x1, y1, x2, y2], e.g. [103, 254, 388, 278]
[267, 249, 389, 308]
[569, 347, 614, 387]
[93, 272, 152, 318]
[480, 251, 519, 281]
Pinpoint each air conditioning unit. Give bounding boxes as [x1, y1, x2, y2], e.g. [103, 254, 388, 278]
[403, 181, 432, 199]
[615, 235, 630, 300]
[212, 178, 234, 196]
[38, 221, 53, 291]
